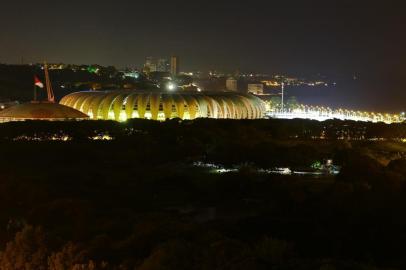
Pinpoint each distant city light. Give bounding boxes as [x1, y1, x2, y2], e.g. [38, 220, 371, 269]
[265, 104, 404, 124]
[91, 134, 113, 141]
[123, 71, 140, 79]
[87, 66, 99, 74]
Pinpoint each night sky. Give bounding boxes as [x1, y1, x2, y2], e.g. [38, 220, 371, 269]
[0, 1, 405, 111]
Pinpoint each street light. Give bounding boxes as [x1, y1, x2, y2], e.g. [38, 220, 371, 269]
[281, 82, 284, 112]
[166, 82, 176, 91]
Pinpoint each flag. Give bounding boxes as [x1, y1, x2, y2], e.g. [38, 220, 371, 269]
[34, 76, 44, 88]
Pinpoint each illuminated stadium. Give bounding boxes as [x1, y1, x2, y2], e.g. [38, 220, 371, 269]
[60, 91, 266, 121]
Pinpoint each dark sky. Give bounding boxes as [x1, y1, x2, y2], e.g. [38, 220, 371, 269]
[0, 0, 405, 111]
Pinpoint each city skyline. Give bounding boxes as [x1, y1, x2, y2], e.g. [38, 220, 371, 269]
[0, 1, 405, 110]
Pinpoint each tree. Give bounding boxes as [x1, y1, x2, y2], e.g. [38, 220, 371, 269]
[48, 242, 86, 270]
[0, 225, 49, 270]
[286, 96, 299, 110]
[255, 236, 292, 265]
[138, 240, 198, 270]
[269, 96, 282, 110]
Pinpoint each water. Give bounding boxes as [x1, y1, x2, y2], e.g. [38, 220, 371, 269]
[284, 79, 405, 113]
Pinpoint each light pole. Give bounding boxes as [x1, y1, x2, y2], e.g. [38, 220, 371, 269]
[281, 82, 285, 112]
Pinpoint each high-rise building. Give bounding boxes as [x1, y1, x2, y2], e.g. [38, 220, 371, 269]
[157, 58, 169, 72]
[226, 77, 238, 91]
[247, 84, 264, 95]
[144, 57, 157, 73]
[170, 56, 179, 76]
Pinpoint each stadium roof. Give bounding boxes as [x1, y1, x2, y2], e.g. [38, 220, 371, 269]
[0, 102, 89, 122]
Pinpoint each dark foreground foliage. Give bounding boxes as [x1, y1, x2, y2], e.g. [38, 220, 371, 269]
[0, 119, 405, 269]
[0, 118, 405, 141]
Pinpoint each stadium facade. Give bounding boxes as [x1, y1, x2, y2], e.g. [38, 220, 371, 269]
[60, 91, 266, 121]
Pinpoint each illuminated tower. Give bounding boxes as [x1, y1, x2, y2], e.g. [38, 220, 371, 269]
[170, 56, 179, 76]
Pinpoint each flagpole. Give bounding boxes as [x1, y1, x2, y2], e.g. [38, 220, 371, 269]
[44, 62, 55, 103]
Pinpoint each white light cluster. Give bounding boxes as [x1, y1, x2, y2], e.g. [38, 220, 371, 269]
[265, 104, 405, 124]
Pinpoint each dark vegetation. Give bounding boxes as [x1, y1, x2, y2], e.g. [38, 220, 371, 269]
[0, 64, 154, 102]
[0, 119, 405, 269]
